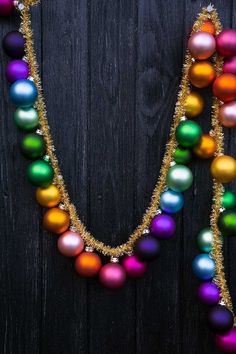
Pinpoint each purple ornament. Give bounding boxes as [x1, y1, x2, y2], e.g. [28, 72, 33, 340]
[6, 60, 29, 83]
[197, 282, 221, 306]
[2, 31, 25, 59]
[150, 214, 176, 239]
[135, 235, 160, 261]
[216, 328, 236, 352]
[122, 255, 147, 278]
[208, 305, 234, 334]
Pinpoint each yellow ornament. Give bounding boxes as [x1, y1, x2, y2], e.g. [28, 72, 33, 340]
[211, 155, 236, 183]
[36, 184, 61, 208]
[185, 92, 204, 118]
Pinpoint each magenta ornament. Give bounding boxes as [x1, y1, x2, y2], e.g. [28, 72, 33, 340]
[219, 101, 236, 128]
[223, 56, 236, 75]
[197, 282, 221, 306]
[216, 30, 236, 57]
[150, 214, 176, 239]
[122, 255, 147, 278]
[0, 0, 14, 16]
[6, 60, 29, 83]
[216, 328, 236, 353]
[99, 263, 126, 289]
[57, 231, 84, 257]
[188, 31, 216, 60]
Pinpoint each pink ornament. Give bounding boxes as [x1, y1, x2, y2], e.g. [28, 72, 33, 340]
[0, 0, 14, 16]
[219, 101, 236, 128]
[223, 57, 236, 75]
[188, 31, 216, 60]
[57, 231, 84, 257]
[122, 255, 147, 278]
[99, 263, 126, 289]
[216, 328, 236, 353]
[216, 30, 236, 57]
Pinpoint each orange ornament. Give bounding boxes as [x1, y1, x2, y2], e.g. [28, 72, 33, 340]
[36, 184, 61, 208]
[193, 134, 217, 159]
[189, 61, 216, 88]
[185, 92, 204, 118]
[43, 207, 70, 234]
[213, 74, 236, 102]
[75, 251, 102, 277]
[200, 20, 216, 35]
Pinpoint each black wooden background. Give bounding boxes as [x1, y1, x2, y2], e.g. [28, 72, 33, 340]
[1, 1, 236, 353]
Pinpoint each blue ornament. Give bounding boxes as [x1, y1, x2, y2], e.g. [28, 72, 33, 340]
[160, 189, 184, 214]
[9, 79, 38, 107]
[192, 254, 215, 280]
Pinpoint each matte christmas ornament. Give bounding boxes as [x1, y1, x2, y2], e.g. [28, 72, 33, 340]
[99, 263, 126, 289]
[173, 147, 192, 165]
[135, 235, 160, 261]
[192, 254, 215, 280]
[43, 207, 70, 234]
[218, 210, 236, 237]
[188, 31, 216, 60]
[197, 227, 213, 253]
[213, 74, 236, 102]
[6, 59, 29, 83]
[216, 328, 236, 353]
[0, 0, 14, 16]
[10, 79, 38, 107]
[150, 214, 176, 239]
[27, 160, 54, 187]
[197, 282, 221, 306]
[160, 190, 184, 214]
[58, 231, 84, 257]
[211, 155, 236, 183]
[122, 255, 147, 278]
[223, 56, 236, 75]
[208, 305, 234, 334]
[75, 252, 102, 277]
[176, 120, 202, 148]
[221, 191, 236, 210]
[2, 30, 25, 58]
[189, 61, 216, 88]
[185, 91, 204, 118]
[166, 165, 193, 192]
[20, 133, 46, 159]
[193, 134, 217, 159]
[13, 107, 39, 131]
[36, 184, 61, 208]
[216, 29, 236, 57]
[218, 101, 236, 128]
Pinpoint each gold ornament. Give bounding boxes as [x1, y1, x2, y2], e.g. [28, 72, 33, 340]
[211, 155, 236, 183]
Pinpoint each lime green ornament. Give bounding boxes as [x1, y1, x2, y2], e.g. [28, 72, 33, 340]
[13, 107, 39, 131]
[218, 210, 236, 237]
[175, 120, 202, 148]
[166, 164, 193, 192]
[174, 147, 192, 165]
[27, 160, 54, 187]
[221, 191, 236, 210]
[21, 134, 46, 159]
[197, 227, 213, 253]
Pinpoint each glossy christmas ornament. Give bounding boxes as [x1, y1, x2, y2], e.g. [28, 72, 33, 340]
[188, 31, 216, 60]
[176, 120, 202, 148]
[135, 235, 160, 261]
[216, 328, 236, 353]
[36, 184, 61, 208]
[211, 155, 236, 183]
[13, 107, 39, 131]
[218, 210, 236, 237]
[193, 134, 217, 159]
[75, 251, 102, 277]
[166, 165, 193, 192]
[197, 282, 221, 306]
[2, 30, 25, 58]
[122, 255, 147, 278]
[197, 227, 213, 253]
[43, 207, 70, 234]
[160, 190, 184, 214]
[218, 101, 236, 128]
[223, 56, 236, 75]
[200, 20, 216, 35]
[20, 133, 46, 159]
[192, 254, 215, 280]
[216, 29, 236, 57]
[0, 0, 14, 16]
[174, 147, 192, 165]
[99, 263, 126, 289]
[10, 79, 38, 107]
[6, 59, 29, 83]
[57, 231, 84, 257]
[213, 74, 236, 102]
[208, 305, 234, 334]
[189, 61, 216, 88]
[27, 160, 54, 187]
[222, 191, 236, 210]
[150, 214, 176, 239]
[185, 92, 204, 118]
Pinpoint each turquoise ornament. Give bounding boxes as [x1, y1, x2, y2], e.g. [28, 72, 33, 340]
[160, 189, 184, 214]
[192, 254, 215, 280]
[9, 79, 38, 107]
[197, 227, 213, 253]
[13, 107, 39, 131]
[166, 164, 193, 192]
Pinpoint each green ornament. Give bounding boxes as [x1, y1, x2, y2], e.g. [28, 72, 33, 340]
[27, 160, 54, 187]
[197, 227, 213, 253]
[218, 210, 236, 237]
[21, 134, 46, 159]
[166, 164, 193, 192]
[221, 191, 236, 210]
[174, 147, 192, 165]
[175, 120, 202, 148]
[13, 107, 39, 131]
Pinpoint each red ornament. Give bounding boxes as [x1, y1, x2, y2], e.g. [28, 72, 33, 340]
[213, 74, 236, 102]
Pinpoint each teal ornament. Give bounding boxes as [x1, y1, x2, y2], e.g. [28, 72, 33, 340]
[9, 79, 38, 107]
[166, 164, 193, 192]
[197, 227, 213, 253]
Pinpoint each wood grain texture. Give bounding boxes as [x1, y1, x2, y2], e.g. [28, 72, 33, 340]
[0, 1, 235, 353]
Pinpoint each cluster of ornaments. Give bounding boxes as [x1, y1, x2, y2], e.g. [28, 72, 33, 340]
[188, 21, 236, 353]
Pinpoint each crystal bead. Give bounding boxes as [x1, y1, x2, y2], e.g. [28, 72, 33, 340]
[85, 246, 94, 253]
[36, 129, 43, 135]
[59, 203, 65, 210]
[110, 256, 119, 263]
[43, 155, 50, 162]
[142, 228, 149, 234]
